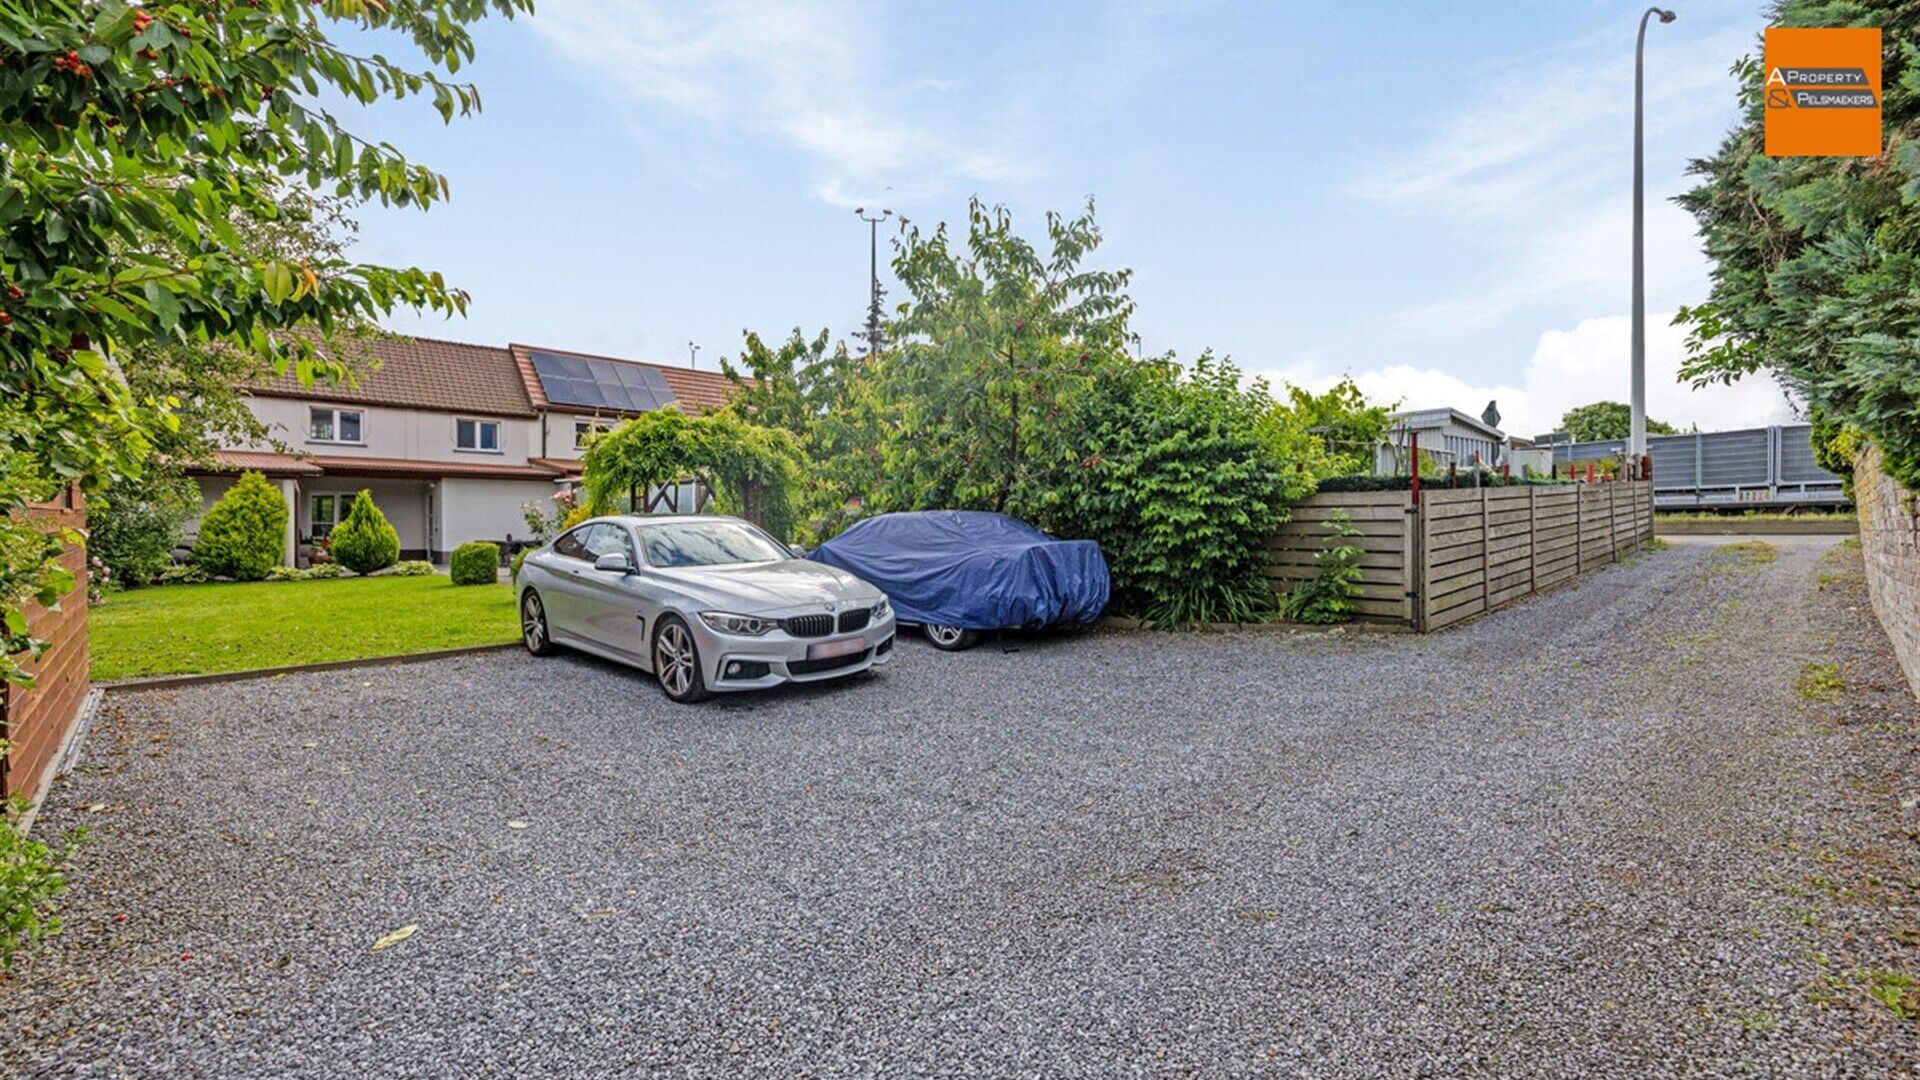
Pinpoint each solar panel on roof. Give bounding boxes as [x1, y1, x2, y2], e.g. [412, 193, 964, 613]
[529, 351, 677, 413]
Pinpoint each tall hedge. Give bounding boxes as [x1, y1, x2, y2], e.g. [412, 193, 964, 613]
[191, 471, 287, 580]
[329, 490, 400, 574]
[1038, 354, 1318, 627]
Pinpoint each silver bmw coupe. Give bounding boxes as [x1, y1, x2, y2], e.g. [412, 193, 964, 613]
[516, 514, 896, 703]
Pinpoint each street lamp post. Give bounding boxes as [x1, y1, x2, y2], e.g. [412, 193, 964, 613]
[854, 207, 892, 357]
[1632, 7, 1677, 460]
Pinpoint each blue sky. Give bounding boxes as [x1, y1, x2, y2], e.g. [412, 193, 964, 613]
[356, 0, 1801, 437]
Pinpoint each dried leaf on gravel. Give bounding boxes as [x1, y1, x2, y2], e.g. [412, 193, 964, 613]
[370, 925, 419, 951]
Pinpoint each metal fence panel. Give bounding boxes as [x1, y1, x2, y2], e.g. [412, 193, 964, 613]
[1697, 428, 1771, 488]
[1777, 423, 1840, 483]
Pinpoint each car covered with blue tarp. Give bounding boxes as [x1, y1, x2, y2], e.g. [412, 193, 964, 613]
[808, 511, 1110, 650]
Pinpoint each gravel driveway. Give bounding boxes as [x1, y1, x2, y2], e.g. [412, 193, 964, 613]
[5, 536, 1917, 1077]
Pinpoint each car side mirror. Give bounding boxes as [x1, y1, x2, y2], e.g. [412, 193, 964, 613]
[593, 552, 632, 574]
[788, 543, 807, 559]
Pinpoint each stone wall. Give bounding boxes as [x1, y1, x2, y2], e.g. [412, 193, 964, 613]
[1855, 445, 1920, 700]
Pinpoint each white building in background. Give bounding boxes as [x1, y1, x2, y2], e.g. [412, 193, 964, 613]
[1379, 402, 1522, 473]
[187, 335, 741, 566]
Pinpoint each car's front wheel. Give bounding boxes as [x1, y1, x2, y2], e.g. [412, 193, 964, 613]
[923, 624, 982, 651]
[652, 614, 712, 703]
[521, 590, 557, 656]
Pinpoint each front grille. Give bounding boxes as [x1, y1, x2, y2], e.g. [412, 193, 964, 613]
[836, 608, 871, 634]
[789, 649, 871, 676]
[782, 613, 833, 638]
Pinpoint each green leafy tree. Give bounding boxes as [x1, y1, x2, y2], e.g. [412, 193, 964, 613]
[1284, 379, 1393, 478]
[88, 468, 199, 588]
[191, 471, 287, 581]
[879, 198, 1135, 516]
[1675, 0, 1920, 492]
[1558, 401, 1677, 443]
[0, 0, 529, 687]
[329, 489, 400, 574]
[721, 327, 883, 540]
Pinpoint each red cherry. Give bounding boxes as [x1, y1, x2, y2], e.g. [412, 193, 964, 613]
[6, 285, 22, 300]
[0, 313, 13, 326]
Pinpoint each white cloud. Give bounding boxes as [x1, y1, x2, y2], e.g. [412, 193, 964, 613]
[1260, 312, 1800, 441]
[527, 0, 1033, 207]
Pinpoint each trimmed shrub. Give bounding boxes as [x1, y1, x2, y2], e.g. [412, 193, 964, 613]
[90, 469, 199, 588]
[191, 471, 287, 581]
[328, 490, 400, 575]
[307, 562, 345, 579]
[391, 560, 435, 577]
[449, 541, 499, 585]
[510, 548, 528, 583]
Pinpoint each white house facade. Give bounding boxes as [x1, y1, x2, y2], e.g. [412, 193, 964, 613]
[187, 335, 741, 566]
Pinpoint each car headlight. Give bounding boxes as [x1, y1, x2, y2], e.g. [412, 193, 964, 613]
[700, 611, 776, 636]
[871, 596, 891, 620]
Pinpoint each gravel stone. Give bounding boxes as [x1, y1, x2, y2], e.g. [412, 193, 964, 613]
[3, 534, 1916, 1077]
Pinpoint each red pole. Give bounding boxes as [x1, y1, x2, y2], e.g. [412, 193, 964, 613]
[1409, 431, 1421, 506]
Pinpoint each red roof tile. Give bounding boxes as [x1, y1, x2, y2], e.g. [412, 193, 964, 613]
[252, 335, 536, 418]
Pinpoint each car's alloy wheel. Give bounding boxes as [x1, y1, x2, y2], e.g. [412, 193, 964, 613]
[652, 616, 712, 703]
[924, 624, 981, 651]
[521, 591, 556, 656]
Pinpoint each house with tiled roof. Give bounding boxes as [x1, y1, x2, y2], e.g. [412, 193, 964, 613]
[187, 334, 743, 566]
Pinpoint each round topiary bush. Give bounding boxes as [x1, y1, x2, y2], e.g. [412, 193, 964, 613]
[191, 470, 288, 581]
[449, 541, 500, 585]
[329, 489, 401, 574]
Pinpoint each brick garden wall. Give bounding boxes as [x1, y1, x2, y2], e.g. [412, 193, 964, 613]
[1855, 446, 1920, 701]
[0, 485, 90, 805]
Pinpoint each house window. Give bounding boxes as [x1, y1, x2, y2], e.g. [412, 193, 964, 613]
[309, 493, 345, 538]
[456, 417, 501, 453]
[574, 420, 610, 451]
[309, 407, 363, 444]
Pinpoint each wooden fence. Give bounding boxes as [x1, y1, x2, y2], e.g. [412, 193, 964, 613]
[1, 485, 90, 806]
[1268, 480, 1655, 631]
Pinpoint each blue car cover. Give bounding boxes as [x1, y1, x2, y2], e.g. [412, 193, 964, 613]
[809, 511, 1110, 631]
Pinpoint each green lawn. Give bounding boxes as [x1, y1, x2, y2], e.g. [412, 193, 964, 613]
[90, 575, 519, 680]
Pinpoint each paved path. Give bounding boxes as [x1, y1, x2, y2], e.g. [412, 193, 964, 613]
[5, 535, 1916, 1077]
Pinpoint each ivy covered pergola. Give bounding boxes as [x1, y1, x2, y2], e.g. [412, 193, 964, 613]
[578, 408, 806, 539]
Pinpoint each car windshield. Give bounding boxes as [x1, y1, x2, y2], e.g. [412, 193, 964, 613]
[640, 521, 789, 568]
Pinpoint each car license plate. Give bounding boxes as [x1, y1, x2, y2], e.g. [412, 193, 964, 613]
[807, 637, 864, 660]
